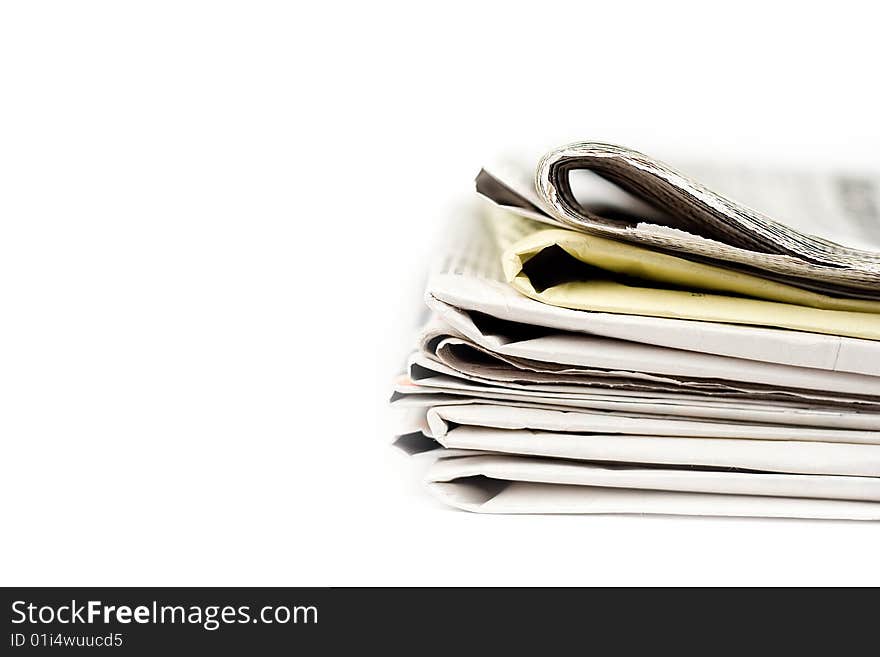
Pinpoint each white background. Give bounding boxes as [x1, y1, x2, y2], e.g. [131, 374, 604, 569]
[3, 1, 880, 586]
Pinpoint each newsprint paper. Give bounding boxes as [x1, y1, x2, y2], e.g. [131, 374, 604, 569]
[392, 143, 880, 520]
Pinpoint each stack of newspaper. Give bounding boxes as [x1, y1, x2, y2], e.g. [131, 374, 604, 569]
[392, 142, 880, 520]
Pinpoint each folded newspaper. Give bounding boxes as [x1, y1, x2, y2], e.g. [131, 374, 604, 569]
[392, 142, 880, 520]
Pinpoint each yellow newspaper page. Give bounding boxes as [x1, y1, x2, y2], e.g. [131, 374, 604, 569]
[484, 206, 880, 341]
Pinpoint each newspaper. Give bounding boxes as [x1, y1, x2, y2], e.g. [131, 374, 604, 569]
[392, 143, 880, 520]
[426, 206, 880, 376]
[425, 453, 880, 518]
[477, 142, 880, 294]
[391, 386, 880, 430]
[400, 400, 880, 445]
[426, 453, 880, 503]
[498, 212, 880, 340]
[396, 399, 880, 478]
[409, 350, 880, 408]
[431, 425, 880, 477]
[417, 310, 880, 398]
